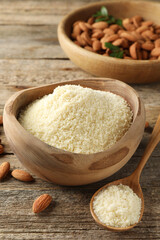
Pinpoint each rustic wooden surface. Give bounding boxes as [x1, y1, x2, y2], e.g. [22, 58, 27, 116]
[0, 0, 159, 239]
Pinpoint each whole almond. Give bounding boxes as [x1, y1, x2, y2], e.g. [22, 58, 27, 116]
[11, 169, 34, 182]
[81, 32, 92, 46]
[105, 34, 119, 42]
[112, 38, 124, 46]
[121, 38, 129, 48]
[0, 162, 10, 180]
[0, 115, 3, 125]
[85, 23, 92, 29]
[92, 40, 101, 51]
[129, 42, 140, 59]
[32, 194, 52, 213]
[103, 28, 115, 35]
[87, 17, 94, 25]
[131, 31, 143, 41]
[92, 21, 108, 29]
[132, 15, 143, 28]
[123, 23, 136, 31]
[73, 21, 81, 27]
[79, 21, 88, 32]
[141, 30, 158, 40]
[122, 18, 130, 25]
[151, 47, 160, 57]
[76, 35, 86, 46]
[109, 24, 120, 33]
[136, 25, 148, 34]
[120, 31, 137, 42]
[117, 29, 125, 35]
[0, 144, 4, 154]
[141, 41, 154, 51]
[72, 24, 81, 38]
[92, 31, 104, 39]
[155, 39, 160, 48]
[142, 20, 153, 27]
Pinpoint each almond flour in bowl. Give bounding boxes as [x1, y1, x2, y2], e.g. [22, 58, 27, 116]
[18, 85, 133, 154]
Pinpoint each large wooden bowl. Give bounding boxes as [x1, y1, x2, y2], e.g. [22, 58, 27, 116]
[3, 79, 145, 186]
[58, 1, 160, 84]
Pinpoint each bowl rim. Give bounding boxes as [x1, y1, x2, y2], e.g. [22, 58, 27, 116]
[4, 78, 145, 157]
[58, 0, 160, 64]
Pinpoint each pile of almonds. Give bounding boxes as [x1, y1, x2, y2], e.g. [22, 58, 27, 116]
[71, 15, 160, 60]
[0, 115, 52, 213]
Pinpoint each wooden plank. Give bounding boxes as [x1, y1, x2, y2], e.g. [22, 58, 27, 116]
[0, 0, 158, 26]
[0, 25, 65, 59]
[0, 150, 159, 239]
[0, 60, 91, 85]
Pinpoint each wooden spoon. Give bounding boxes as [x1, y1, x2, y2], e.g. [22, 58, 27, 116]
[90, 114, 160, 232]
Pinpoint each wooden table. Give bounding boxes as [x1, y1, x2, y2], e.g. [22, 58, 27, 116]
[0, 0, 159, 239]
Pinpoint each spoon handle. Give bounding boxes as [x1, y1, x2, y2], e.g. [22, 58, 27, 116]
[132, 114, 160, 181]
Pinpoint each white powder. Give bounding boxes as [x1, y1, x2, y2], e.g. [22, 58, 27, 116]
[19, 85, 133, 154]
[93, 184, 141, 228]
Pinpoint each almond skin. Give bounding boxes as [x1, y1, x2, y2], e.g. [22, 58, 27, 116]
[120, 31, 137, 42]
[129, 42, 140, 60]
[0, 115, 3, 125]
[92, 40, 101, 51]
[112, 38, 124, 46]
[109, 24, 120, 33]
[0, 162, 10, 180]
[32, 194, 52, 213]
[136, 25, 148, 34]
[11, 169, 34, 182]
[0, 144, 4, 154]
[151, 48, 160, 57]
[141, 41, 154, 51]
[105, 34, 119, 42]
[92, 21, 108, 29]
[78, 21, 88, 32]
[155, 39, 160, 48]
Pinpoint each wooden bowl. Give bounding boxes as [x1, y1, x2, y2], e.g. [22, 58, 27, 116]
[3, 78, 145, 186]
[58, 1, 160, 84]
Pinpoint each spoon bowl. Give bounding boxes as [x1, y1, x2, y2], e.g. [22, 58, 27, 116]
[90, 114, 160, 231]
[90, 175, 144, 232]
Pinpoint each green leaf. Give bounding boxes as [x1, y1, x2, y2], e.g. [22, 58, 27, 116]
[110, 51, 123, 58]
[105, 42, 120, 51]
[106, 15, 116, 24]
[115, 19, 123, 27]
[100, 6, 108, 16]
[93, 6, 108, 17]
[95, 17, 108, 22]
[93, 11, 102, 17]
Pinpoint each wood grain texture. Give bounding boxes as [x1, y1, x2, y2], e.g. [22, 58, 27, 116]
[0, 0, 160, 239]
